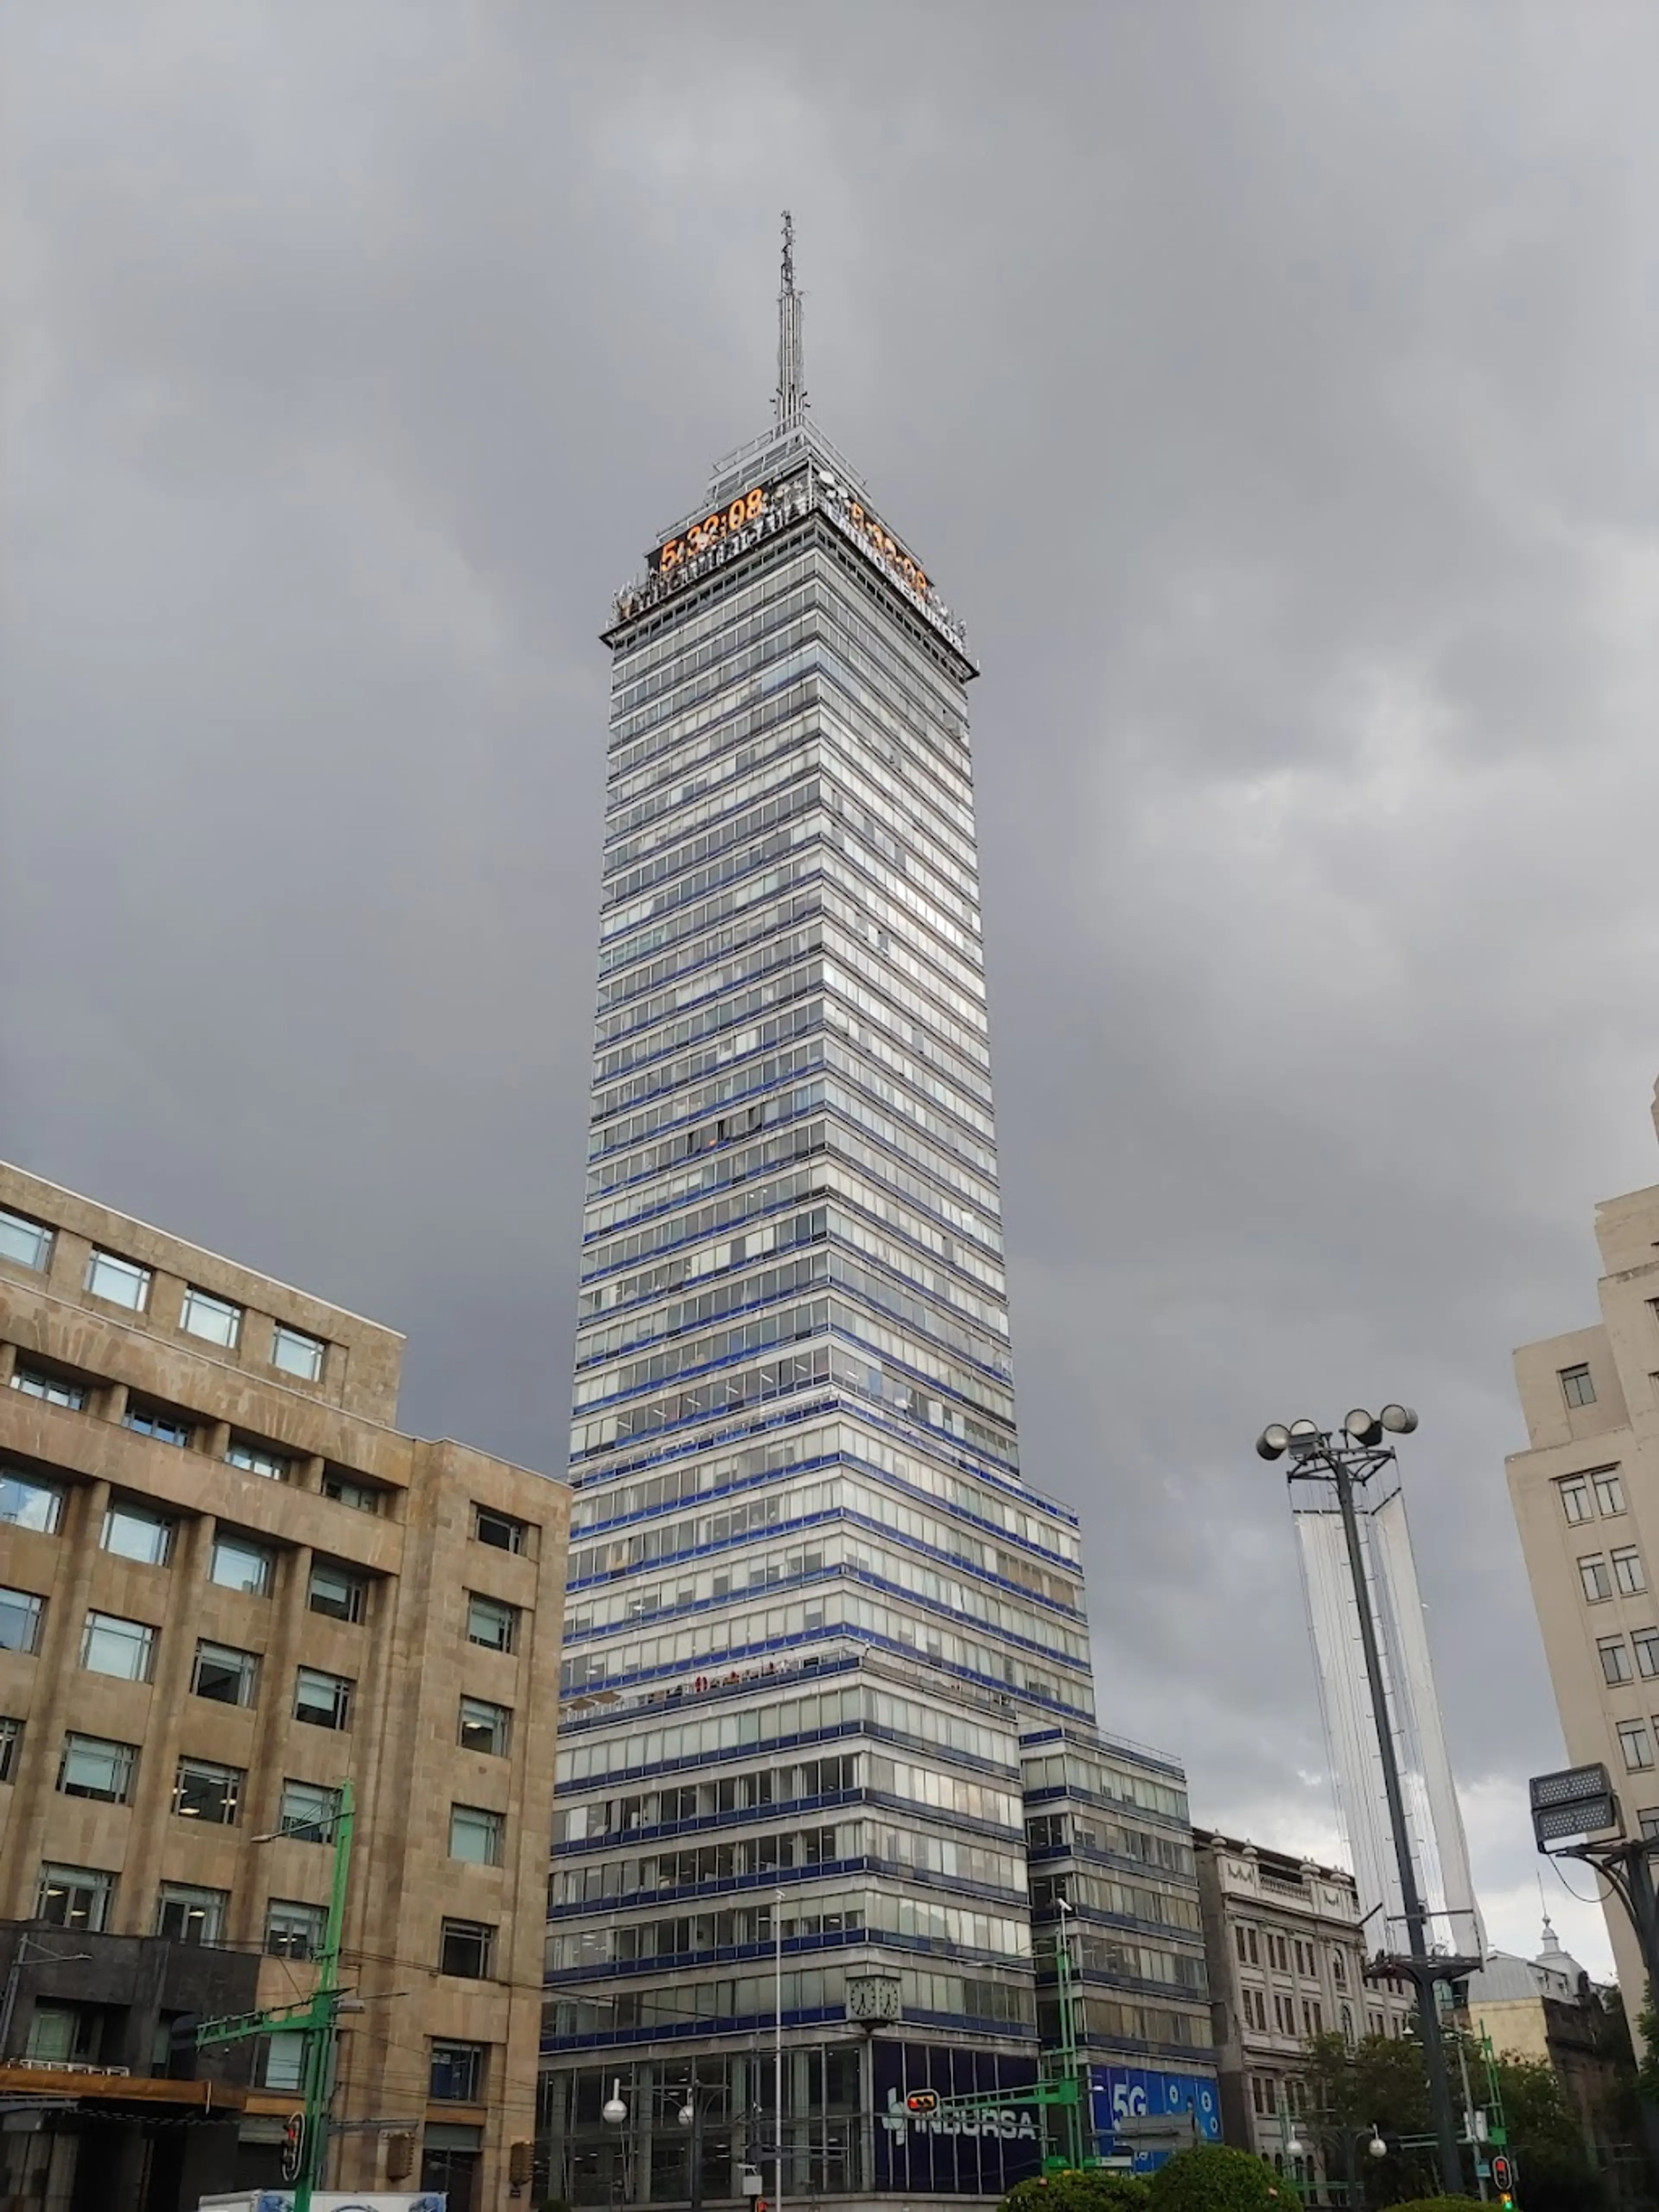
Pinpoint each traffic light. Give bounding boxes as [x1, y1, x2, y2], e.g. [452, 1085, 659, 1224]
[280, 2111, 306, 2184]
[1491, 2153, 1515, 2206]
[906, 2092, 940, 2114]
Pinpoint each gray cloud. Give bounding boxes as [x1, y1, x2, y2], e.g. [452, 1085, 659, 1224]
[7, 0, 1659, 1973]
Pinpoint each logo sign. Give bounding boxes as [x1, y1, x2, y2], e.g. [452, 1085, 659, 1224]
[1090, 2068, 1222, 2174]
[873, 2043, 1042, 2196]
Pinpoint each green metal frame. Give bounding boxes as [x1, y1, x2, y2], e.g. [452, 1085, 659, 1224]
[194, 1778, 356, 2212]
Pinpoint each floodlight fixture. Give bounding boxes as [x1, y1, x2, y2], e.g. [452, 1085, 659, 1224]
[1379, 1404, 1418, 1435]
[1344, 1407, 1383, 1445]
[1256, 1424, 1290, 1461]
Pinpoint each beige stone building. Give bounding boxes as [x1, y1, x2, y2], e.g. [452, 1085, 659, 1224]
[0, 1160, 567, 2211]
[1508, 1080, 1659, 2027]
[1195, 1833, 1414, 2192]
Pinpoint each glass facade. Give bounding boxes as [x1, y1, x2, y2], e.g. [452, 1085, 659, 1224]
[547, 341, 1211, 2202]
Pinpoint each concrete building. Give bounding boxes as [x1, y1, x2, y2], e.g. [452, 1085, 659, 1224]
[0, 1160, 567, 2212]
[1462, 1920, 1640, 2199]
[541, 223, 1215, 2210]
[1194, 1834, 1414, 2193]
[1508, 1079, 1659, 2024]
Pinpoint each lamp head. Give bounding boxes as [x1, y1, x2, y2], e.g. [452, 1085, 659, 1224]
[678, 2101, 696, 2129]
[1379, 1404, 1418, 1435]
[1343, 1408, 1383, 1446]
[1256, 1424, 1290, 1461]
[1368, 2131, 1388, 2160]
[602, 2082, 628, 2126]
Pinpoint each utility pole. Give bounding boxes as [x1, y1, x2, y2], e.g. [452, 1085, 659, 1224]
[1257, 1412, 1479, 2201]
[194, 1777, 357, 2211]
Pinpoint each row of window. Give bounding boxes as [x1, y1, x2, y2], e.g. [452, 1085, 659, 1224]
[1578, 1547, 1646, 1603]
[1558, 1466, 1625, 1521]
[8, 1371, 386, 1511]
[1239, 1986, 1325, 2037]
[33, 1858, 504, 1976]
[1232, 1924, 1346, 1983]
[0, 1596, 358, 1719]
[0, 1207, 329, 1378]
[0, 1690, 512, 1785]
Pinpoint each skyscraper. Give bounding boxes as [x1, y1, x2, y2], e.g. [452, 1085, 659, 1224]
[541, 222, 1213, 2209]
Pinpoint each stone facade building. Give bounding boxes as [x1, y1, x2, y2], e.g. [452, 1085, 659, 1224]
[1508, 1080, 1659, 2031]
[0, 1161, 567, 2211]
[1195, 1833, 1414, 2193]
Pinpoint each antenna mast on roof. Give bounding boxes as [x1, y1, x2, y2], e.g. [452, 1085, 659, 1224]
[775, 210, 806, 430]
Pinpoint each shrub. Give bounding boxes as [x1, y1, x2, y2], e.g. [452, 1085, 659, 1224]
[1001, 2171, 1153, 2212]
[1385, 2200, 1487, 2212]
[1148, 2144, 1303, 2212]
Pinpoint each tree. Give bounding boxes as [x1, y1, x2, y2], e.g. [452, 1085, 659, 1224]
[1001, 2171, 1152, 2212]
[1147, 2143, 1302, 2212]
[1299, 2030, 1606, 2212]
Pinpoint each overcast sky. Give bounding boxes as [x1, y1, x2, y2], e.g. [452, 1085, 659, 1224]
[6, 3, 1659, 1978]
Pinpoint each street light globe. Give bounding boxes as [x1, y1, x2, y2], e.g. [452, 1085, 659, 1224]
[602, 2082, 628, 2126]
[678, 2102, 696, 2129]
[1379, 1404, 1418, 1435]
[1286, 2136, 1306, 2160]
[1368, 2132, 1388, 2160]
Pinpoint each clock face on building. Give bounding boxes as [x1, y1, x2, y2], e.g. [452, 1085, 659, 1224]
[845, 1975, 903, 2021]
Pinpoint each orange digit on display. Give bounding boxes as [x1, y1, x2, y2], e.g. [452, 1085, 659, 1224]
[660, 539, 680, 570]
[745, 486, 765, 519]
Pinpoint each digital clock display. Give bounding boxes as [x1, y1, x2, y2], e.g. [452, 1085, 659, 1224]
[652, 485, 769, 573]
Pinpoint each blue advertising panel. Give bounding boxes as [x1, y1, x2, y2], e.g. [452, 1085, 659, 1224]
[1089, 2065, 1222, 2173]
[873, 2041, 1046, 2196]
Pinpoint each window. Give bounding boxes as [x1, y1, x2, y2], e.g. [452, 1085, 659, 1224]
[0, 1715, 20, 1782]
[266, 1898, 328, 1960]
[85, 1248, 151, 1310]
[1246, 1926, 1259, 1965]
[226, 1440, 291, 1480]
[37, 1864, 116, 1931]
[459, 1697, 511, 1757]
[123, 1405, 194, 1449]
[278, 1780, 340, 1841]
[1634, 1629, 1659, 1680]
[1251, 2077, 1267, 2115]
[322, 1472, 380, 1513]
[429, 2040, 486, 2101]
[1618, 1719, 1653, 1772]
[27, 2003, 101, 2064]
[294, 1668, 352, 1730]
[450, 1805, 505, 1866]
[1639, 1810, 1659, 1843]
[1341, 2002, 1354, 2044]
[439, 1919, 495, 1978]
[0, 1588, 44, 1654]
[101, 1501, 174, 1565]
[1561, 1364, 1597, 1408]
[210, 1534, 274, 1595]
[308, 1563, 367, 1625]
[466, 1593, 517, 1653]
[1558, 1476, 1592, 1522]
[173, 1757, 243, 1825]
[474, 1505, 528, 1555]
[10, 1365, 87, 1410]
[192, 1640, 259, 1706]
[181, 1285, 242, 1347]
[1600, 1636, 1634, 1685]
[1594, 1470, 1627, 1517]
[155, 1883, 227, 1944]
[262, 2031, 306, 2091]
[1580, 1556, 1613, 1602]
[0, 1205, 54, 1271]
[81, 1610, 156, 1680]
[1332, 1949, 1346, 1986]
[59, 1735, 137, 1803]
[1, 1471, 63, 1533]
[1234, 1926, 1249, 1962]
[271, 1324, 325, 1381]
[1614, 1548, 1646, 1596]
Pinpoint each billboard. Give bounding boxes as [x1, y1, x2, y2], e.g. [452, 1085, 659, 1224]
[1089, 2066, 1222, 2173]
[872, 2041, 1045, 2196]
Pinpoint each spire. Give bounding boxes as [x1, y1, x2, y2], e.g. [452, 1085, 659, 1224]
[775, 209, 806, 430]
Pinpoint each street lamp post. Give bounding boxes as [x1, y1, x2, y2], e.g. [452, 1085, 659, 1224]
[602, 2074, 725, 2212]
[1528, 1761, 1659, 2171]
[1257, 1408, 1476, 2201]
